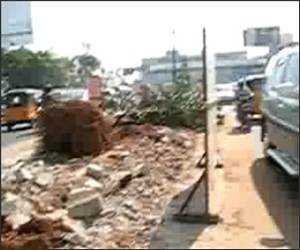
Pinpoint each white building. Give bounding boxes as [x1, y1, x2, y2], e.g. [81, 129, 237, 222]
[139, 50, 267, 85]
[1, 1, 33, 49]
[243, 26, 281, 48]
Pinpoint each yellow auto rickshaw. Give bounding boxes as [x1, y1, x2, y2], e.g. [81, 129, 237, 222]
[2, 89, 43, 131]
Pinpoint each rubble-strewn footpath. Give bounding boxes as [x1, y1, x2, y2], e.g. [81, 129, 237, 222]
[1, 121, 200, 249]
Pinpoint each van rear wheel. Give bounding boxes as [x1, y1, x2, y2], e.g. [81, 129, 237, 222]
[31, 119, 39, 130]
[263, 137, 277, 163]
[6, 124, 13, 132]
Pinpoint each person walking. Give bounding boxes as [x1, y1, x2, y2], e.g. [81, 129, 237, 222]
[236, 81, 253, 132]
[41, 83, 53, 108]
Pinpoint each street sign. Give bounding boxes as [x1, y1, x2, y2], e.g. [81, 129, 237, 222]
[86, 76, 103, 108]
[87, 76, 102, 99]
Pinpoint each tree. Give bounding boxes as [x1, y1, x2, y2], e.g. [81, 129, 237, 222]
[105, 75, 205, 129]
[175, 61, 191, 85]
[1, 49, 74, 89]
[1, 49, 102, 89]
[71, 54, 101, 86]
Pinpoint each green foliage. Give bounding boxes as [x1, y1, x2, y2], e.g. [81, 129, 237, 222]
[1, 49, 101, 89]
[175, 61, 191, 85]
[105, 79, 205, 129]
[136, 84, 204, 128]
[103, 59, 204, 129]
[71, 54, 101, 85]
[1, 49, 74, 88]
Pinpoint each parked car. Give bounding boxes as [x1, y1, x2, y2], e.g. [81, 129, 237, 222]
[262, 44, 299, 177]
[47, 88, 89, 102]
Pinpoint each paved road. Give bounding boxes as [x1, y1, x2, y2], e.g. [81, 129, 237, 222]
[1, 124, 34, 148]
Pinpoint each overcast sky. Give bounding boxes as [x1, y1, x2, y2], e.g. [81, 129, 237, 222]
[28, 1, 299, 70]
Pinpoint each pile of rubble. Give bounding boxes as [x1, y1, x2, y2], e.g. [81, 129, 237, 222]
[1, 124, 198, 249]
[37, 101, 111, 157]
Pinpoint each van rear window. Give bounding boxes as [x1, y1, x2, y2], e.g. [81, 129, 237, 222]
[284, 53, 299, 86]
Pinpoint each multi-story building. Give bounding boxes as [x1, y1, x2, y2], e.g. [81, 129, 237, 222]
[139, 50, 267, 85]
[141, 50, 202, 84]
[243, 26, 296, 56]
[1, 1, 33, 49]
[243, 26, 281, 51]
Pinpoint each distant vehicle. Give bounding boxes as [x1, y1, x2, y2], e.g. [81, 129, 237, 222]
[47, 88, 89, 102]
[2, 88, 43, 131]
[262, 44, 299, 177]
[215, 82, 237, 104]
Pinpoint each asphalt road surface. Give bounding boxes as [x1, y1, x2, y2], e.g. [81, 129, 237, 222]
[1, 123, 34, 148]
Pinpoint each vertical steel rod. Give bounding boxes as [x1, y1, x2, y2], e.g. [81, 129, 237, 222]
[202, 27, 209, 215]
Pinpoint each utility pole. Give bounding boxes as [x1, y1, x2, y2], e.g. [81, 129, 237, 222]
[172, 29, 176, 84]
[173, 27, 220, 224]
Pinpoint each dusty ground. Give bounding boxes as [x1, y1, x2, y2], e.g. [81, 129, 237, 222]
[150, 111, 299, 249]
[1, 137, 38, 167]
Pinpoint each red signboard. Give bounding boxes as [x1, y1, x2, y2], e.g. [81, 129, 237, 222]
[87, 76, 102, 100]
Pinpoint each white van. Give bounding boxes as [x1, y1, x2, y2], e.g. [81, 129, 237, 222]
[262, 45, 299, 177]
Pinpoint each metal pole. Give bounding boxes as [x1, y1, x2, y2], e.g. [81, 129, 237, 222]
[202, 27, 209, 215]
[173, 28, 220, 224]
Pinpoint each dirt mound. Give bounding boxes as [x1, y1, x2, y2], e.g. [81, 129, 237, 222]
[38, 101, 111, 157]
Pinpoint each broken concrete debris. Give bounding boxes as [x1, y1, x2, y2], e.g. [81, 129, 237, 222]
[60, 216, 85, 234]
[84, 178, 104, 191]
[5, 213, 32, 230]
[67, 187, 99, 204]
[34, 173, 54, 187]
[44, 209, 68, 221]
[2, 193, 19, 216]
[133, 163, 149, 178]
[122, 208, 140, 221]
[15, 168, 34, 183]
[63, 232, 89, 246]
[67, 194, 103, 219]
[104, 171, 132, 196]
[86, 163, 104, 179]
[1, 123, 197, 249]
[32, 160, 44, 168]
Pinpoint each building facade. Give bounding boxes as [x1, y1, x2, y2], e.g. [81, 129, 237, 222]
[141, 50, 202, 84]
[140, 50, 267, 85]
[1, 1, 33, 49]
[243, 26, 281, 49]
